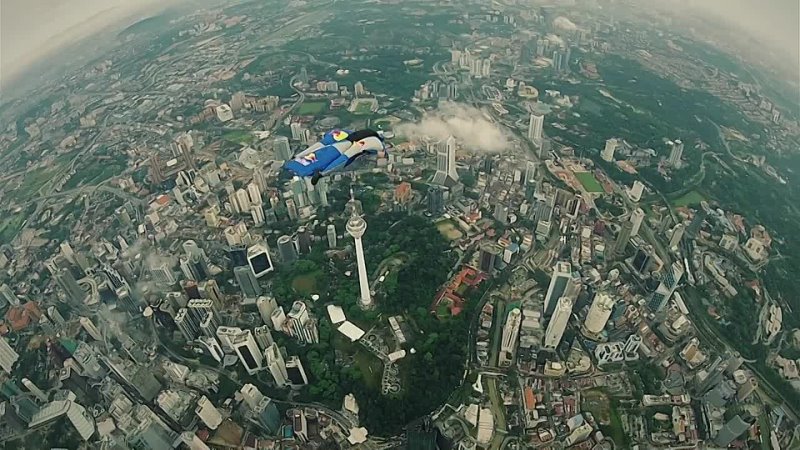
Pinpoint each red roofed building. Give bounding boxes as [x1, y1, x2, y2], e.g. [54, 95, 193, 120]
[394, 182, 412, 204]
[5, 301, 42, 332]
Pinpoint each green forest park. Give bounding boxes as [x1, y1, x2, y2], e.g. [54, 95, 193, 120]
[270, 212, 483, 435]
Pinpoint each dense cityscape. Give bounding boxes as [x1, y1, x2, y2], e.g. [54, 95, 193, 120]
[0, 0, 799, 449]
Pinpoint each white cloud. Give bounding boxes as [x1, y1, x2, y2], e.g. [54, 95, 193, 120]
[396, 102, 512, 153]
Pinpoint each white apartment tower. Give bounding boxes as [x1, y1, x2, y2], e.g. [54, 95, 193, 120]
[543, 297, 574, 350]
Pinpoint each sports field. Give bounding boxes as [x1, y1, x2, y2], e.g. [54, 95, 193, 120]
[672, 190, 706, 207]
[297, 101, 326, 115]
[575, 171, 604, 193]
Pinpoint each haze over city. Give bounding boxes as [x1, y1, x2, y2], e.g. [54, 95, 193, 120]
[0, 0, 798, 449]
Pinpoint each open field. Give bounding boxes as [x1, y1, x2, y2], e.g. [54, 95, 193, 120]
[297, 101, 327, 115]
[436, 220, 463, 241]
[291, 272, 320, 295]
[575, 171, 604, 193]
[672, 190, 706, 207]
[223, 130, 257, 145]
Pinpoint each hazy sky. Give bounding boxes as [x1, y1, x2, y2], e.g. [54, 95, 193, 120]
[0, 0, 797, 87]
[0, 0, 170, 86]
[683, 0, 800, 64]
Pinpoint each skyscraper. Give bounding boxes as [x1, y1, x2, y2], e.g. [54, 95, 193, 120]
[478, 243, 501, 273]
[601, 138, 617, 162]
[427, 186, 445, 215]
[432, 136, 458, 186]
[55, 268, 88, 306]
[499, 308, 522, 366]
[256, 296, 278, 326]
[247, 243, 274, 278]
[230, 329, 264, 375]
[252, 397, 281, 434]
[277, 235, 298, 264]
[628, 180, 644, 202]
[234, 266, 262, 298]
[0, 337, 19, 374]
[524, 161, 537, 185]
[714, 415, 752, 447]
[543, 297, 573, 350]
[630, 208, 645, 237]
[668, 140, 684, 167]
[669, 224, 685, 250]
[543, 262, 574, 316]
[195, 396, 223, 430]
[647, 261, 685, 312]
[286, 356, 309, 386]
[254, 325, 274, 351]
[581, 293, 615, 338]
[527, 113, 544, 143]
[613, 220, 633, 258]
[346, 207, 372, 308]
[274, 136, 292, 161]
[327, 224, 337, 248]
[265, 343, 289, 387]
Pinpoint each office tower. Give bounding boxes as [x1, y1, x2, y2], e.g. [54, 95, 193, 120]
[647, 261, 685, 312]
[527, 113, 544, 143]
[47, 306, 66, 326]
[234, 188, 251, 214]
[543, 262, 574, 316]
[247, 182, 262, 206]
[687, 208, 707, 239]
[254, 326, 274, 351]
[543, 297, 574, 350]
[346, 208, 372, 308]
[286, 301, 318, 344]
[582, 293, 615, 337]
[79, 317, 103, 341]
[247, 243, 274, 278]
[251, 204, 265, 226]
[285, 198, 298, 221]
[175, 309, 200, 342]
[270, 307, 286, 330]
[427, 186, 445, 215]
[327, 224, 337, 248]
[524, 161, 537, 185]
[253, 397, 281, 434]
[629, 180, 644, 202]
[199, 337, 224, 362]
[148, 259, 176, 285]
[277, 235, 298, 263]
[227, 245, 248, 268]
[0, 284, 18, 307]
[669, 224, 685, 250]
[632, 247, 652, 274]
[478, 243, 501, 273]
[297, 226, 312, 254]
[493, 204, 509, 225]
[0, 337, 19, 374]
[199, 313, 220, 338]
[239, 384, 265, 411]
[668, 139, 684, 167]
[499, 309, 522, 366]
[432, 136, 459, 185]
[265, 343, 289, 387]
[737, 377, 758, 402]
[55, 268, 88, 305]
[714, 415, 752, 447]
[29, 397, 96, 441]
[195, 396, 223, 430]
[234, 266, 262, 299]
[273, 136, 292, 161]
[290, 122, 303, 141]
[613, 220, 633, 258]
[257, 296, 278, 326]
[231, 329, 264, 375]
[630, 208, 645, 237]
[285, 356, 309, 386]
[601, 138, 617, 162]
